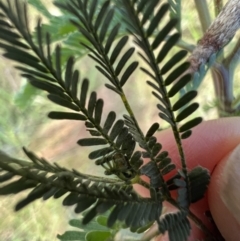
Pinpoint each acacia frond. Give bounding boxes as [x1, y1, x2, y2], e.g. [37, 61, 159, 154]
[0, 149, 161, 229]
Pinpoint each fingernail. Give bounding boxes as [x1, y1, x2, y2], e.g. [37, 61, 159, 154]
[221, 144, 240, 224]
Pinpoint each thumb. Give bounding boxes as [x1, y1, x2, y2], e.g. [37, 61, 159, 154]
[208, 144, 240, 241]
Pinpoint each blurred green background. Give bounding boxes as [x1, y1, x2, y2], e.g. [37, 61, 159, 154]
[0, 0, 237, 240]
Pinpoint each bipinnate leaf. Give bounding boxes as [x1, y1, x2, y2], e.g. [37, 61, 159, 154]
[188, 166, 210, 203]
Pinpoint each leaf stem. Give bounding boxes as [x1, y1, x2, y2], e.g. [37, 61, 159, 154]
[122, 0, 189, 199]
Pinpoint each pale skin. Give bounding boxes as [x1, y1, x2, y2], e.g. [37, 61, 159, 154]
[138, 117, 240, 241]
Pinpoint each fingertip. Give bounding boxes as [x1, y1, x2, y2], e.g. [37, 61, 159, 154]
[208, 144, 240, 241]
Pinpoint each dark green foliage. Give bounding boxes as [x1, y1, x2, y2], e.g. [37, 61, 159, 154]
[189, 167, 210, 203]
[0, 0, 214, 240]
[157, 212, 191, 241]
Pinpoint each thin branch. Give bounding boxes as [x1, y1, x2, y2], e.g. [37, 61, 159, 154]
[194, 0, 211, 33]
[224, 36, 240, 67]
[189, 0, 240, 74]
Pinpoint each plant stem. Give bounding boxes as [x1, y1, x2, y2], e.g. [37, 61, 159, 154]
[194, 0, 211, 32]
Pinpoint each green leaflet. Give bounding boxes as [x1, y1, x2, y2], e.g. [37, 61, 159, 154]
[99, 9, 114, 43]
[168, 74, 192, 97]
[146, 3, 169, 37]
[158, 212, 191, 241]
[0, 179, 37, 195]
[175, 103, 199, 122]
[115, 47, 135, 76]
[94, 0, 110, 32]
[156, 33, 180, 63]
[161, 50, 188, 75]
[103, 111, 117, 133]
[172, 90, 198, 111]
[104, 23, 121, 54]
[179, 117, 203, 133]
[109, 120, 125, 141]
[86, 231, 111, 241]
[188, 167, 210, 203]
[145, 123, 160, 140]
[110, 36, 129, 65]
[94, 99, 104, 125]
[151, 18, 178, 50]
[15, 185, 52, 211]
[48, 112, 87, 120]
[0, 173, 15, 183]
[47, 94, 80, 111]
[80, 78, 89, 108]
[77, 138, 108, 146]
[141, 0, 159, 26]
[164, 62, 190, 86]
[120, 61, 138, 87]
